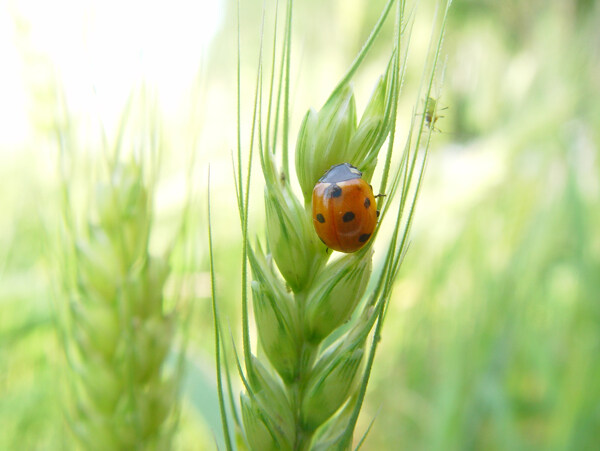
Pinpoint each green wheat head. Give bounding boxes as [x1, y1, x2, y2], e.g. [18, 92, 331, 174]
[53, 96, 185, 451]
[209, 0, 452, 449]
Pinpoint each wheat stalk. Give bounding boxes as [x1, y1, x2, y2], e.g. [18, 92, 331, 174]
[53, 95, 185, 450]
[210, 0, 453, 449]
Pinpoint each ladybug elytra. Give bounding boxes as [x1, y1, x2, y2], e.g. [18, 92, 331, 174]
[312, 163, 378, 253]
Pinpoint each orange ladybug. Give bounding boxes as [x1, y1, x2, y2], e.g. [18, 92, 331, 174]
[312, 163, 378, 253]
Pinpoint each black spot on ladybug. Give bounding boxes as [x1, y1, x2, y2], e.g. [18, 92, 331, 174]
[364, 197, 371, 209]
[343, 212, 355, 222]
[316, 213, 325, 223]
[326, 184, 342, 198]
[358, 233, 371, 243]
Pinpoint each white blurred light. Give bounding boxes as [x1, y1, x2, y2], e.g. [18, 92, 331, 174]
[0, 0, 223, 148]
[0, 4, 29, 151]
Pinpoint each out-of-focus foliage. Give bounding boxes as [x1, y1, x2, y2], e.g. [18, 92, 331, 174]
[363, 1, 600, 450]
[1, 0, 599, 449]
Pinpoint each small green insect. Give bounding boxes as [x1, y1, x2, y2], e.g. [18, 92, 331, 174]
[423, 96, 447, 131]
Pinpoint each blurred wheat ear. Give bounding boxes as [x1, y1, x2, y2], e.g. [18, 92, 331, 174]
[210, 0, 452, 450]
[51, 91, 190, 450]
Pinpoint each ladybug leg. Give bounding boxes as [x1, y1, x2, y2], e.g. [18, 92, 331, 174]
[376, 210, 380, 218]
[374, 193, 386, 199]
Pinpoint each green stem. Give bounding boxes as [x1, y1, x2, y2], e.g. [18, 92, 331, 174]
[208, 171, 234, 451]
[290, 290, 318, 451]
[282, 0, 293, 180]
[291, 342, 318, 451]
[326, 0, 396, 104]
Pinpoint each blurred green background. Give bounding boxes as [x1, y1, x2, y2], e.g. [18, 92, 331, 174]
[1, 0, 599, 450]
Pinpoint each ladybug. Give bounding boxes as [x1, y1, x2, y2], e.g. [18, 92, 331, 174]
[312, 163, 378, 253]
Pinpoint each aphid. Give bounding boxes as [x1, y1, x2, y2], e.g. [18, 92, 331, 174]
[312, 163, 378, 253]
[423, 96, 447, 131]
